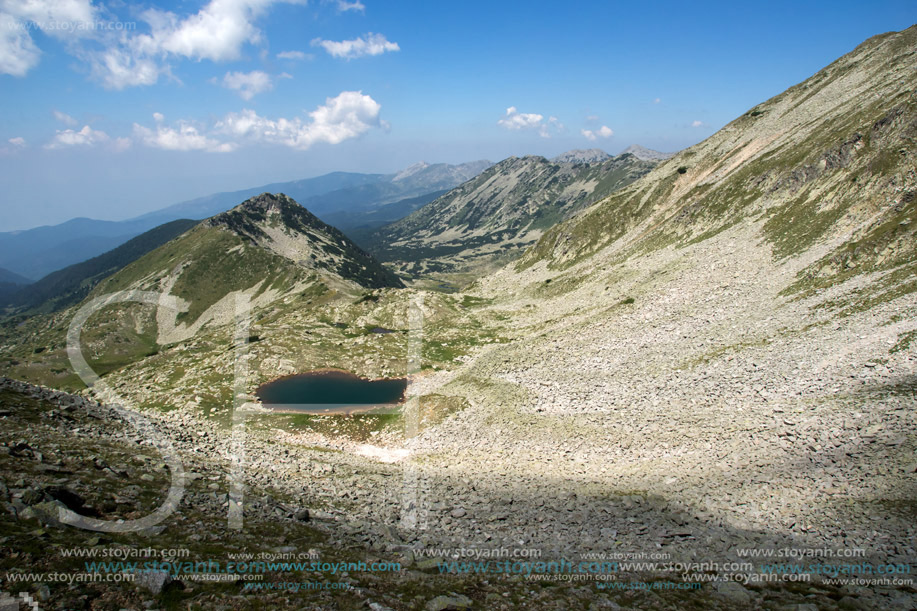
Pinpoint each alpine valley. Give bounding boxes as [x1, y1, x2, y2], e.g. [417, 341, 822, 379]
[1, 25, 916, 611]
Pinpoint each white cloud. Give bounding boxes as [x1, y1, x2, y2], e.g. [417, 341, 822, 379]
[498, 106, 543, 131]
[8, 136, 25, 147]
[691, 120, 705, 128]
[83, 0, 301, 89]
[221, 70, 273, 100]
[654, 97, 661, 104]
[0, 0, 96, 76]
[53, 110, 78, 126]
[336, 0, 365, 11]
[581, 125, 613, 141]
[1, 0, 308, 87]
[312, 32, 399, 59]
[89, 47, 162, 89]
[277, 50, 310, 60]
[133, 121, 235, 153]
[497, 107, 563, 138]
[131, 91, 382, 153]
[0, 14, 41, 76]
[215, 90, 381, 149]
[138, 0, 276, 63]
[45, 125, 110, 149]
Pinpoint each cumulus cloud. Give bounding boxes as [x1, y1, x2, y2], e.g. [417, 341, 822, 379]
[221, 70, 273, 100]
[312, 33, 399, 59]
[45, 125, 110, 149]
[133, 121, 235, 153]
[89, 47, 162, 89]
[53, 110, 78, 126]
[497, 107, 563, 138]
[215, 90, 382, 149]
[691, 120, 705, 128]
[498, 106, 543, 131]
[0, 0, 95, 76]
[0, 14, 41, 76]
[335, 0, 365, 11]
[137, 0, 280, 63]
[0, 0, 308, 87]
[277, 50, 310, 60]
[130, 91, 382, 153]
[82, 0, 302, 89]
[8, 136, 25, 147]
[581, 125, 613, 141]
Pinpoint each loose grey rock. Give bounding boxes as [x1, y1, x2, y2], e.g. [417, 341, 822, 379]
[133, 569, 173, 595]
[425, 594, 473, 611]
[714, 581, 752, 605]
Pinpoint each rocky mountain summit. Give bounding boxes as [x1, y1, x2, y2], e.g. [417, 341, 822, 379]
[207, 193, 402, 291]
[550, 148, 612, 164]
[620, 144, 676, 161]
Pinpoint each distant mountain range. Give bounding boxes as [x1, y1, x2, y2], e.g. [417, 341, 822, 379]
[0, 160, 492, 281]
[361, 150, 660, 277]
[0, 267, 32, 303]
[3, 219, 199, 313]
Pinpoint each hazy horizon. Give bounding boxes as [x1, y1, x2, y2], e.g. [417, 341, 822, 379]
[1, 0, 914, 231]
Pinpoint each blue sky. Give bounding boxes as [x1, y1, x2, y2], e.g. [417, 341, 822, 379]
[0, 0, 914, 231]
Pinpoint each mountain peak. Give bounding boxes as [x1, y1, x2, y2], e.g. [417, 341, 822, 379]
[620, 144, 675, 161]
[551, 149, 612, 164]
[227, 191, 296, 213]
[393, 161, 431, 181]
[209, 192, 402, 289]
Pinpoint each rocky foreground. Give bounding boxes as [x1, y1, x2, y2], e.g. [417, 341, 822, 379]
[2, 358, 915, 609]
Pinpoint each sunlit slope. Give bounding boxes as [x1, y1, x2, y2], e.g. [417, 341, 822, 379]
[523, 25, 916, 298]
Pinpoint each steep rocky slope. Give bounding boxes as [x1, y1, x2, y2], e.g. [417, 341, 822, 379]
[389, 25, 917, 603]
[367, 152, 657, 277]
[524, 27, 917, 279]
[621, 144, 676, 161]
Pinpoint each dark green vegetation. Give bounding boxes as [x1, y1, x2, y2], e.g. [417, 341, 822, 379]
[1, 219, 199, 313]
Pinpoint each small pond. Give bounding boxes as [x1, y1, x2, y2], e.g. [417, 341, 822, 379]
[255, 369, 407, 414]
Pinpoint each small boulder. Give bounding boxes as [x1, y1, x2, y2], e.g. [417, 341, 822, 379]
[425, 594, 472, 611]
[133, 569, 173, 595]
[714, 581, 752, 605]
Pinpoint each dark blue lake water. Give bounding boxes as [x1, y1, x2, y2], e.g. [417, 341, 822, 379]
[255, 370, 407, 414]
